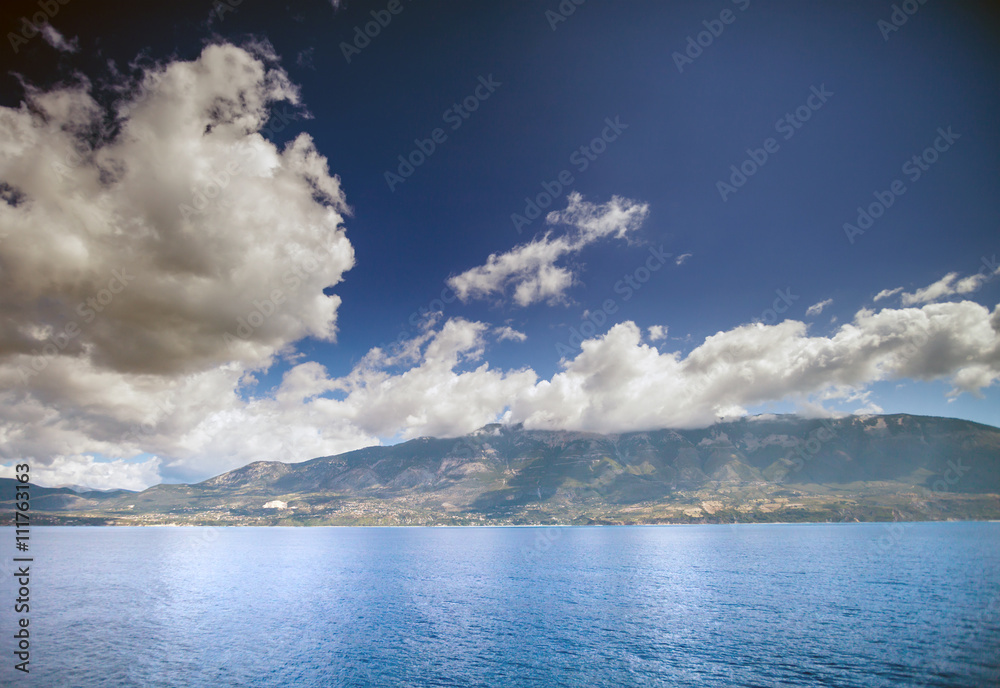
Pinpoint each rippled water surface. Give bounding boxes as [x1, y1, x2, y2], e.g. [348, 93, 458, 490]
[9, 523, 1000, 687]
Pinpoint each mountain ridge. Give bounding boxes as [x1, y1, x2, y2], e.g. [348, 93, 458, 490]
[4, 413, 999, 525]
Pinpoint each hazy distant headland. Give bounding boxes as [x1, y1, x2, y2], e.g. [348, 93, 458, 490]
[4, 414, 998, 526]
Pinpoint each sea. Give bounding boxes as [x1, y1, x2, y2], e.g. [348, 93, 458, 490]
[3, 522, 999, 687]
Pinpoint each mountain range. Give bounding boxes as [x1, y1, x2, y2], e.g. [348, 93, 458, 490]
[4, 413, 999, 525]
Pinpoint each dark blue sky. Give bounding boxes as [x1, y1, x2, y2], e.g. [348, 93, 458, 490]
[1, 0, 998, 485]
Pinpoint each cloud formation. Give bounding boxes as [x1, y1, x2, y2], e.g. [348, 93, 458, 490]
[875, 261, 1000, 307]
[873, 287, 903, 302]
[0, 455, 161, 492]
[494, 326, 527, 342]
[3, 296, 999, 488]
[647, 325, 668, 342]
[509, 300, 1000, 433]
[901, 271, 995, 306]
[0, 42, 353, 380]
[805, 299, 833, 316]
[447, 192, 650, 307]
[40, 25, 79, 53]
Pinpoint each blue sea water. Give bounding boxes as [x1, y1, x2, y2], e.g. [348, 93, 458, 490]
[2, 522, 999, 687]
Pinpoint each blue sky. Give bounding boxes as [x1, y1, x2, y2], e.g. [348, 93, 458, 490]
[1, 0, 998, 488]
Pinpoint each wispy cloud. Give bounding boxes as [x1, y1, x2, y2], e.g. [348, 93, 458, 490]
[494, 326, 527, 342]
[806, 298, 833, 316]
[40, 25, 79, 53]
[875, 261, 1000, 307]
[874, 287, 903, 302]
[447, 192, 650, 307]
[901, 270, 997, 306]
[296, 47, 316, 70]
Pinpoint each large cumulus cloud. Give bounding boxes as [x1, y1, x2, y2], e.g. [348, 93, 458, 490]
[0, 42, 357, 485]
[0, 41, 353, 378]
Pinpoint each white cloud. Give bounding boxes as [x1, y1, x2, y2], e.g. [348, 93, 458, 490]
[447, 192, 650, 307]
[902, 273, 962, 306]
[40, 25, 79, 53]
[0, 455, 160, 492]
[902, 265, 1000, 306]
[805, 298, 833, 317]
[854, 401, 884, 415]
[674, 253, 692, 266]
[494, 326, 527, 342]
[508, 300, 1000, 433]
[0, 42, 353, 378]
[0, 43, 356, 485]
[874, 287, 902, 302]
[647, 325, 668, 342]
